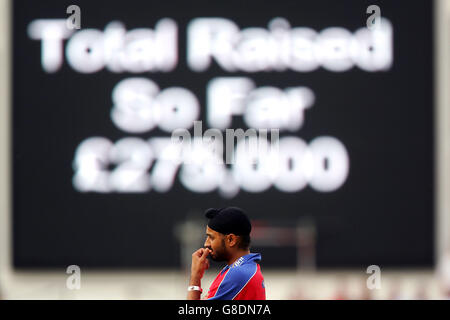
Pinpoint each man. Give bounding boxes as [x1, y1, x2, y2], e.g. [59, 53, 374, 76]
[187, 207, 266, 300]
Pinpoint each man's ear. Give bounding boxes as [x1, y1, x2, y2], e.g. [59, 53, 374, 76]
[227, 234, 238, 247]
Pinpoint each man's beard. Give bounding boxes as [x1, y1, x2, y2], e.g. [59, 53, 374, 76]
[208, 239, 229, 262]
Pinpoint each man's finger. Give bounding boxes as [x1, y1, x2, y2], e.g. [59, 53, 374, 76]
[200, 248, 210, 260]
[194, 248, 204, 256]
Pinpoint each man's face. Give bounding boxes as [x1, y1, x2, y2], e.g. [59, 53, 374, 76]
[204, 226, 229, 262]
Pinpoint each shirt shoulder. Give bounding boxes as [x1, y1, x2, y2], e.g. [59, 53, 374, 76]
[227, 262, 258, 283]
[207, 262, 258, 300]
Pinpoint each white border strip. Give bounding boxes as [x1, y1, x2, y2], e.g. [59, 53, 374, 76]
[435, 0, 450, 262]
[0, 0, 12, 289]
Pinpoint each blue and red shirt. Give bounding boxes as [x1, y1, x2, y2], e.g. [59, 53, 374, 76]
[205, 253, 266, 300]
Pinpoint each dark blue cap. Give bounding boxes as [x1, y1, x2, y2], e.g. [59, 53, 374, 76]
[205, 207, 251, 236]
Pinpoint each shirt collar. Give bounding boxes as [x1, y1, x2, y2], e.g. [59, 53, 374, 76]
[230, 253, 261, 268]
[219, 253, 262, 274]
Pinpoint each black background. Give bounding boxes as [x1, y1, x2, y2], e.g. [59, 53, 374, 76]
[12, 0, 434, 269]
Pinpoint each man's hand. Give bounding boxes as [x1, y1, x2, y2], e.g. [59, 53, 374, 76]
[187, 248, 211, 300]
[190, 248, 211, 282]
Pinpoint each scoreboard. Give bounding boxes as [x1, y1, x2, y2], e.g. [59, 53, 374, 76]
[12, 0, 434, 269]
